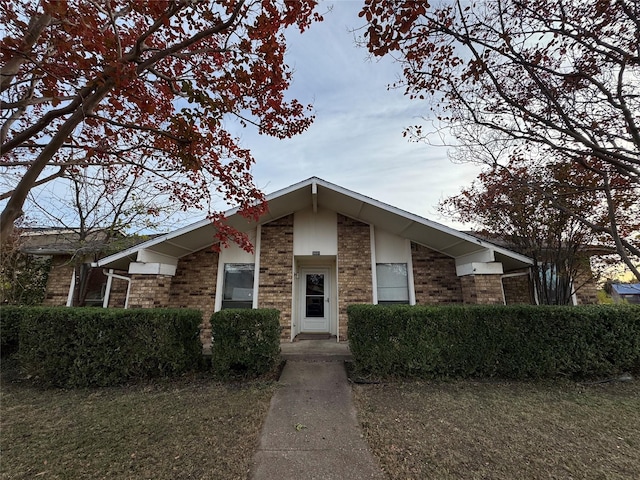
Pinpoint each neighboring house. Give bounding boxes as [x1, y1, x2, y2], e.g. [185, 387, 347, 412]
[610, 284, 640, 304]
[19, 228, 115, 306]
[41, 178, 598, 343]
[20, 228, 146, 307]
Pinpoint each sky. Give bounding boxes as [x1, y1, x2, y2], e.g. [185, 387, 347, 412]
[7, 0, 483, 233]
[229, 0, 483, 229]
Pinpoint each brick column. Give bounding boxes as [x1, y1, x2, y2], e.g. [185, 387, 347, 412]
[460, 274, 505, 304]
[127, 274, 172, 308]
[337, 214, 372, 341]
[258, 215, 294, 339]
[168, 248, 219, 345]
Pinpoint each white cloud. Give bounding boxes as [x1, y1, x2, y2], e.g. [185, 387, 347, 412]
[240, 1, 482, 229]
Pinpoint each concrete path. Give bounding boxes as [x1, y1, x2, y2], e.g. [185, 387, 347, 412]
[251, 355, 385, 479]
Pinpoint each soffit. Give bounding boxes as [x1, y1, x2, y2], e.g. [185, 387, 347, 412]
[97, 177, 532, 271]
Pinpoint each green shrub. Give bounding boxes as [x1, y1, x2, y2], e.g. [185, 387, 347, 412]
[1, 306, 28, 357]
[348, 304, 640, 380]
[211, 309, 281, 378]
[15, 307, 202, 387]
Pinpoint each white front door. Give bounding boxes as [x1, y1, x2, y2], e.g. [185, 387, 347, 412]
[300, 268, 330, 333]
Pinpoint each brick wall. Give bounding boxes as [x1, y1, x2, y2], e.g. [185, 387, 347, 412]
[574, 264, 598, 305]
[460, 274, 505, 304]
[337, 214, 373, 341]
[127, 274, 172, 309]
[502, 272, 534, 304]
[411, 242, 463, 304]
[168, 247, 218, 344]
[107, 275, 129, 308]
[258, 215, 294, 339]
[42, 255, 74, 306]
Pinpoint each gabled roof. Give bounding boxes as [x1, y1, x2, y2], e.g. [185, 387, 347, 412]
[96, 177, 533, 271]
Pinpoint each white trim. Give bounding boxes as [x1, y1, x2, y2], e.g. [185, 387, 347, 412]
[102, 269, 132, 309]
[214, 256, 225, 312]
[456, 262, 504, 276]
[95, 177, 534, 270]
[406, 239, 416, 305]
[298, 267, 332, 334]
[128, 262, 177, 276]
[370, 224, 378, 304]
[499, 277, 507, 305]
[501, 271, 530, 279]
[66, 269, 76, 307]
[252, 225, 261, 309]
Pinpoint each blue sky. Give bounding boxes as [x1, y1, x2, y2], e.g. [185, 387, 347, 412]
[232, 0, 482, 228]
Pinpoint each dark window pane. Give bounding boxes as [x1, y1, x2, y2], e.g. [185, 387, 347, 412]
[222, 263, 254, 309]
[306, 274, 324, 295]
[306, 297, 324, 317]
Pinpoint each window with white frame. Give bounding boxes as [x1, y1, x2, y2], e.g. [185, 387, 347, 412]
[222, 263, 254, 309]
[376, 263, 409, 304]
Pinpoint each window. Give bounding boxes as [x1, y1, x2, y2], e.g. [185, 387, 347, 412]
[376, 263, 409, 305]
[222, 263, 254, 309]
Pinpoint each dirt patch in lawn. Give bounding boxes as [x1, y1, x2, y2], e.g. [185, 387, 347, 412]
[1, 361, 277, 480]
[353, 378, 640, 480]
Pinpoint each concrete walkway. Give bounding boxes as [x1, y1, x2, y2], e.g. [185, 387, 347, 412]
[251, 342, 384, 479]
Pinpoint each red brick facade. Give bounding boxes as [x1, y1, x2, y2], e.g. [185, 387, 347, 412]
[411, 242, 463, 304]
[258, 215, 294, 339]
[337, 215, 373, 341]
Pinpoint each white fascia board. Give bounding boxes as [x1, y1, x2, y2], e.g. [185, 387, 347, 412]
[311, 177, 532, 264]
[136, 249, 179, 266]
[455, 249, 496, 266]
[129, 262, 177, 276]
[456, 262, 504, 277]
[96, 178, 319, 268]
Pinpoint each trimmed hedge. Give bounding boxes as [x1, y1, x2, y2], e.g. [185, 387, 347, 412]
[5, 306, 202, 387]
[211, 309, 281, 378]
[0, 306, 23, 357]
[348, 304, 640, 379]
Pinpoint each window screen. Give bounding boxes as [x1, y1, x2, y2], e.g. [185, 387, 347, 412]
[222, 263, 254, 309]
[376, 263, 409, 304]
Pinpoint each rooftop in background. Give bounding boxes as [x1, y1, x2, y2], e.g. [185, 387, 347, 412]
[19, 228, 155, 256]
[611, 283, 640, 296]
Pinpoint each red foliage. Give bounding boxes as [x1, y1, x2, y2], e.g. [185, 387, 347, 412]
[1, 0, 322, 247]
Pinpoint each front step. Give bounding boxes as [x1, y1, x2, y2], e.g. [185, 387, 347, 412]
[280, 338, 352, 362]
[293, 332, 333, 341]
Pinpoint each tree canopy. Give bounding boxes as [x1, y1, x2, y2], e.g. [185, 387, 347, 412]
[1, 0, 321, 246]
[361, 0, 639, 279]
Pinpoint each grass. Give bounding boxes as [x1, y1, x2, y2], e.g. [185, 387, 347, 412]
[4, 356, 639, 480]
[0, 360, 277, 480]
[353, 378, 640, 480]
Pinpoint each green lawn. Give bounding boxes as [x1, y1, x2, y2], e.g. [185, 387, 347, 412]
[1, 363, 276, 480]
[353, 379, 640, 480]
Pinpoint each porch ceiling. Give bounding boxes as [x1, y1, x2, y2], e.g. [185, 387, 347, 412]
[96, 177, 532, 272]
